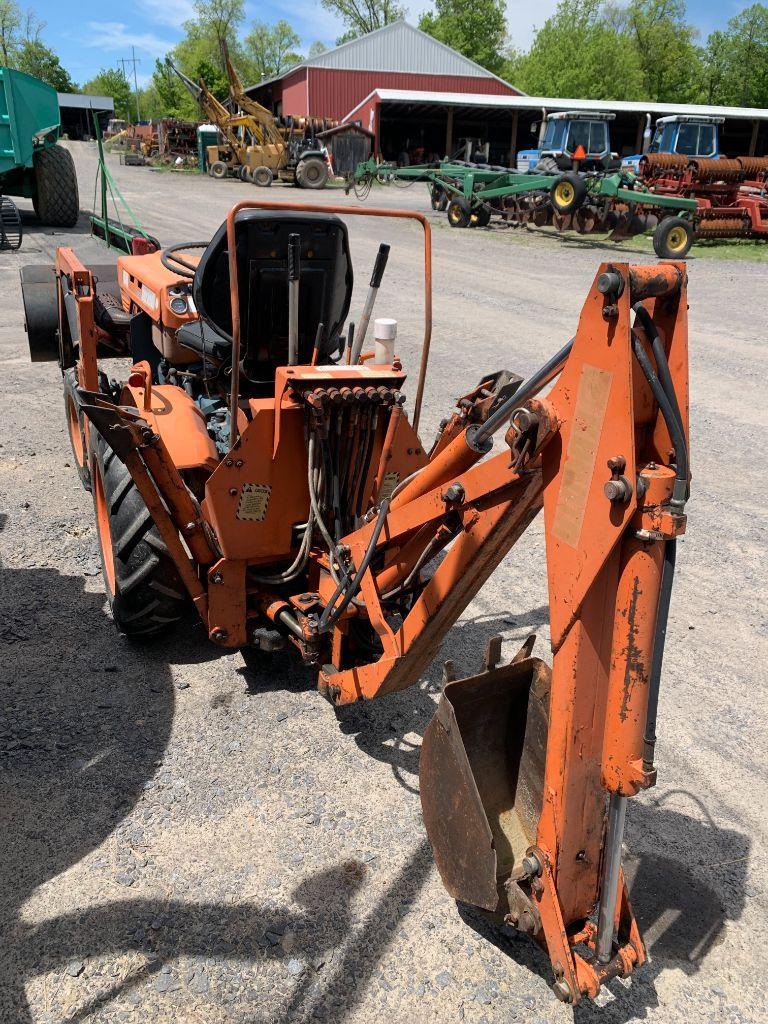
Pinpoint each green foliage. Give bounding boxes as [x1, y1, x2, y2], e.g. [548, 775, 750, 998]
[320, 0, 404, 39]
[308, 41, 328, 57]
[0, 0, 21, 66]
[623, 0, 704, 102]
[245, 19, 303, 80]
[83, 68, 132, 121]
[505, 0, 645, 99]
[702, 4, 768, 108]
[419, 0, 508, 75]
[15, 38, 74, 91]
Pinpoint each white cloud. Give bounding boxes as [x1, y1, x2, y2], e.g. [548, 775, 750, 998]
[132, 0, 195, 30]
[85, 21, 175, 58]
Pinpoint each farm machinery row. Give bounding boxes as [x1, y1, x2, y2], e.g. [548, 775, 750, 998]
[349, 150, 768, 258]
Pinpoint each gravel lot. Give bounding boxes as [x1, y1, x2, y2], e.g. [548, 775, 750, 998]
[1, 142, 766, 1024]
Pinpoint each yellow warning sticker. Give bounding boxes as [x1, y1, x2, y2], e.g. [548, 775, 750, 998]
[237, 483, 271, 522]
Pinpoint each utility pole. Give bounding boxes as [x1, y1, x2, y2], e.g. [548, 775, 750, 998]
[117, 49, 142, 123]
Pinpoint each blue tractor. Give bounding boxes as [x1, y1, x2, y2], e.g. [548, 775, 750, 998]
[621, 114, 723, 173]
[516, 111, 618, 173]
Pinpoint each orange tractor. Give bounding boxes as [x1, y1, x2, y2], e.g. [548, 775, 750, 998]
[22, 200, 690, 1004]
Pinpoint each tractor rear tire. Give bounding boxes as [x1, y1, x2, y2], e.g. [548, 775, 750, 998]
[652, 216, 693, 259]
[252, 165, 274, 187]
[32, 144, 79, 228]
[296, 157, 328, 189]
[91, 430, 188, 638]
[210, 160, 229, 180]
[550, 173, 587, 215]
[64, 368, 91, 492]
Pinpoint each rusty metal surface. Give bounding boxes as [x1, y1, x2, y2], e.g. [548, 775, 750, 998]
[420, 645, 551, 913]
[640, 153, 688, 175]
[737, 155, 768, 178]
[689, 158, 744, 183]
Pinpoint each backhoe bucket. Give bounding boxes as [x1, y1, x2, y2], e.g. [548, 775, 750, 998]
[420, 637, 551, 919]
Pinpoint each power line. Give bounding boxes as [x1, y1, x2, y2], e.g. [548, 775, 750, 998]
[117, 48, 142, 123]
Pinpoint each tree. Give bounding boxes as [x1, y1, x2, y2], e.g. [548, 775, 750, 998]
[703, 4, 768, 108]
[149, 57, 189, 118]
[505, 0, 644, 100]
[245, 20, 303, 80]
[308, 41, 328, 57]
[193, 0, 245, 71]
[320, 0, 404, 40]
[623, 0, 704, 102]
[0, 0, 21, 65]
[419, 0, 507, 75]
[15, 39, 74, 90]
[83, 68, 132, 122]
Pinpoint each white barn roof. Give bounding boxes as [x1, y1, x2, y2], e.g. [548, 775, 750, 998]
[248, 21, 517, 90]
[344, 88, 768, 123]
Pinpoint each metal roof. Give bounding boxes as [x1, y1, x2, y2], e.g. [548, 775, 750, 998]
[247, 21, 517, 92]
[58, 92, 114, 111]
[343, 88, 768, 123]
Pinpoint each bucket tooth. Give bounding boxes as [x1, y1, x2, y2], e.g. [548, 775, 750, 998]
[420, 648, 551, 916]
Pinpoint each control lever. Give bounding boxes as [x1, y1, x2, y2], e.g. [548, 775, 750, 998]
[287, 233, 300, 365]
[350, 243, 390, 364]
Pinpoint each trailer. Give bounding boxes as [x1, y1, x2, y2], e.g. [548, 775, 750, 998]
[0, 66, 79, 232]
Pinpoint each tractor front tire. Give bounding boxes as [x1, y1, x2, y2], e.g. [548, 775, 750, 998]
[33, 144, 79, 228]
[64, 368, 91, 491]
[653, 216, 693, 259]
[210, 160, 229, 180]
[91, 431, 188, 638]
[296, 157, 328, 189]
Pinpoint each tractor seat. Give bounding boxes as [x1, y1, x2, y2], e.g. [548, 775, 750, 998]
[193, 209, 353, 386]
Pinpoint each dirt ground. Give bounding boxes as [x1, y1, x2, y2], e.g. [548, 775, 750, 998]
[1, 142, 766, 1024]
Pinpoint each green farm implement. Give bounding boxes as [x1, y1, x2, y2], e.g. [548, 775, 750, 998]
[348, 158, 699, 257]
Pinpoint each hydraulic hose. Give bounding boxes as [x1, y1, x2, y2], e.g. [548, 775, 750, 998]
[632, 304, 685, 441]
[630, 331, 688, 512]
[642, 537, 677, 773]
[319, 498, 391, 633]
[473, 337, 574, 445]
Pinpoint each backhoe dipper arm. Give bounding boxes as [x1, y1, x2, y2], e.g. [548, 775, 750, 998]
[166, 58, 250, 164]
[325, 260, 689, 1003]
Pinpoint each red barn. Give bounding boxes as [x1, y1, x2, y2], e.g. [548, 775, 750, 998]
[246, 21, 522, 163]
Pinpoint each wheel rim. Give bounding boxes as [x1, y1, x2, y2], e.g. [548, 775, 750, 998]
[554, 181, 575, 208]
[66, 394, 85, 469]
[93, 461, 116, 595]
[667, 226, 688, 253]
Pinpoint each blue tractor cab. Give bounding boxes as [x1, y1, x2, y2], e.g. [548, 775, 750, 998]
[516, 111, 617, 173]
[621, 114, 723, 172]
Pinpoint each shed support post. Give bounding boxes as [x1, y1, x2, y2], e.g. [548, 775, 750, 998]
[509, 111, 519, 167]
[749, 119, 759, 156]
[445, 106, 454, 159]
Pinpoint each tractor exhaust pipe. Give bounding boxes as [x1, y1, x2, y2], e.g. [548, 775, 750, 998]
[287, 233, 300, 365]
[350, 243, 390, 364]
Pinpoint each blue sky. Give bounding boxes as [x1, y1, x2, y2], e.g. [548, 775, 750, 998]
[35, 0, 748, 88]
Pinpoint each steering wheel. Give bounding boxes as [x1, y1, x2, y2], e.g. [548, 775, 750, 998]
[160, 242, 209, 279]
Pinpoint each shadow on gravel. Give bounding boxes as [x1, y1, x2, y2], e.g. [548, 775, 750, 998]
[458, 794, 749, 1022]
[335, 608, 549, 794]
[0, 514, 175, 1021]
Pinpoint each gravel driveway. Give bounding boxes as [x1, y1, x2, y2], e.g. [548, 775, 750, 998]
[1, 142, 766, 1024]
